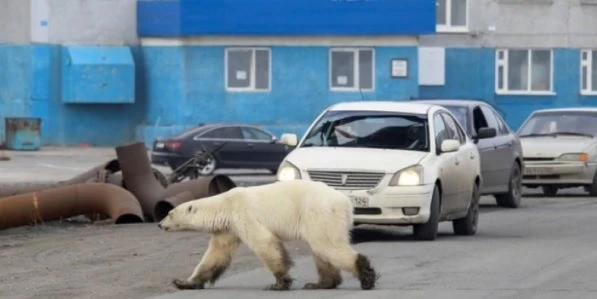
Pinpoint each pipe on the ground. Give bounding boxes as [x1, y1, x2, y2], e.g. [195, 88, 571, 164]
[0, 159, 121, 198]
[115, 142, 236, 222]
[0, 183, 144, 230]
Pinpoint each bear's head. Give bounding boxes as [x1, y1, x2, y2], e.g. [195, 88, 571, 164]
[157, 202, 197, 232]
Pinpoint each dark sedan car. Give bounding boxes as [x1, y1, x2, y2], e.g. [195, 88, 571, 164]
[414, 99, 524, 208]
[150, 123, 294, 176]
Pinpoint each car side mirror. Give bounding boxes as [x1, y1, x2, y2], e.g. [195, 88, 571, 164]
[477, 127, 497, 140]
[440, 139, 460, 153]
[270, 136, 278, 143]
[280, 133, 298, 147]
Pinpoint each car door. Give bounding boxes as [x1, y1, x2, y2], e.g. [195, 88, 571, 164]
[482, 106, 516, 191]
[240, 126, 289, 169]
[198, 126, 249, 167]
[441, 112, 476, 212]
[472, 105, 500, 193]
[433, 113, 461, 215]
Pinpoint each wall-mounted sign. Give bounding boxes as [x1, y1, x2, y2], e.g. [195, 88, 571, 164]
[391, 59, 408, 78]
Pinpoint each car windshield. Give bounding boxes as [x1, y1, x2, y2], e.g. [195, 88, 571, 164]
[518, 111, 597, 138]
[300, 110, 430, 152]
[443, 105, 469, 131]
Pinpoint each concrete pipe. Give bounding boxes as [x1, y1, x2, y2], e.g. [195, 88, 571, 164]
[0, 183, 144, 230]
[115, 142, 236, 222]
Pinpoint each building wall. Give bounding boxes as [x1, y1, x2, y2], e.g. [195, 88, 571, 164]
[136, 37, 421, 144]
[419, 0, 597, 130]
[0, 0, 144, 146]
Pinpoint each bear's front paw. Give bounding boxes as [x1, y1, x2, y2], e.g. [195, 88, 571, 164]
[172, 279, 205, 290]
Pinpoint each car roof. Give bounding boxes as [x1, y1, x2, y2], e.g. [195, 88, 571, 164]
[413, 99, 489, 108]
[532, 107, 597, 114]
[328, 101, 437, 115]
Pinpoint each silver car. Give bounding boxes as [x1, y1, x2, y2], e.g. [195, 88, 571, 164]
[518, 108, 597, 196]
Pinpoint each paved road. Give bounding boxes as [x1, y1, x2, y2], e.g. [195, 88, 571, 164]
[152, 189, 597, 299]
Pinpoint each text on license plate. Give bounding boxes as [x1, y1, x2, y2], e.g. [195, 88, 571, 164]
[350, 196, 370, 208]
[155, 142, 164, 149]
[525, 167, 554, 175]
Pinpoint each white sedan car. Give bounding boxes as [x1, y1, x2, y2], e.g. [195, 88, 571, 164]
[276, 101, 495, 241]
[518, 107, 597, 196]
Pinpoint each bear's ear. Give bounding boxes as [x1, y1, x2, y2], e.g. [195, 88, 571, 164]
[187, 206, 193, 213]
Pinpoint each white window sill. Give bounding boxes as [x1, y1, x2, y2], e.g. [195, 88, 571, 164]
[495, 91, 556, 96]
[436, 25, 470, 33]
[581, 91, 597, 96]
[330, 87, 375, 93]
[226, 88, 271, 93]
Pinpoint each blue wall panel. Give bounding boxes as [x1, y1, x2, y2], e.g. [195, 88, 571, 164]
[61, 46, 136, 104]
[136, 45, 420, 146]
[419, 48, 597, 131]
[0, 45, 33, 143]
[137, 0, 436, 37]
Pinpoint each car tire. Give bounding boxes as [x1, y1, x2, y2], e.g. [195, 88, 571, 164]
[453, 182, 480, 236]
[413, 185, 440, 241]
[495, 162, 523, 208]
[586, 172, 597, 196]
[542, 185, 558, 196]
[196, 155, 217, 176]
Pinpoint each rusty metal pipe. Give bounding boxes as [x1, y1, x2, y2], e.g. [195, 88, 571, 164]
[0, 183, 144, 230]
[115, 142, 236, 222]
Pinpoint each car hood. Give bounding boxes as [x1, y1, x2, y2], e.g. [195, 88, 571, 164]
[520, 136, 597, 158]
[284, 147, 430, 173]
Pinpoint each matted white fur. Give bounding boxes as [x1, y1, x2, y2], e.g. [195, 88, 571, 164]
[158, 180, 378, 291]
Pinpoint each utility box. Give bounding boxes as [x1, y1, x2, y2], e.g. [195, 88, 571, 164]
[4, 117, 42, 151]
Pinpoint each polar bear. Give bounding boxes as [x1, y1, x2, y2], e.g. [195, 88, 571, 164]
[157, 179, 378, 291]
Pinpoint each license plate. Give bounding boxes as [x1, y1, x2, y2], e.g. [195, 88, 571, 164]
[350, 196, 370, 208]
[155, 142, 164, 149]
[525, 167, 554, 175]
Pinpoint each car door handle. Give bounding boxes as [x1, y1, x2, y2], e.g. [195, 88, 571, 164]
[247, 143, 254, 147]
[455, 158, 460, 166]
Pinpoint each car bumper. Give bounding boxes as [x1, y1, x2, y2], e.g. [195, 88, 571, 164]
[337, 184, 435, 225]
[150, 151, 185, 167]
[522, 161, 597, 185]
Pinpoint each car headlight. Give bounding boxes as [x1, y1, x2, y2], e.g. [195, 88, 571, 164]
[276, 161, 302, 181]
[389, 165, 424, 186]
[557, 152, 589, 162]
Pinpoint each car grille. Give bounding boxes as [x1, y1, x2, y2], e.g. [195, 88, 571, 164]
[306, 170, 385, 190]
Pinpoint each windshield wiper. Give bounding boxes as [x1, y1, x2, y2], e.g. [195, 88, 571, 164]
[552, 131, 594, 138]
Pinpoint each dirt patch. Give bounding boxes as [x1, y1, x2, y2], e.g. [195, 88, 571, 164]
[0, 221, 312, 299]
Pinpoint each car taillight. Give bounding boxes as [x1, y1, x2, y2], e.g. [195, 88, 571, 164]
[165, 141, 181, 150]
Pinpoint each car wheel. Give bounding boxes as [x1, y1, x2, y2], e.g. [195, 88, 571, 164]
[585, 172, 597, 196]
[452, 182, 480, 236]
[196, 155, 217, 176]
[495, 162, 522, 208]
[542, 185, 558, 196]
[413, 185, 440, 241]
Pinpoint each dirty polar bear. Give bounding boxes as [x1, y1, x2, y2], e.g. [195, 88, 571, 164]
[157, 179, 378, 291]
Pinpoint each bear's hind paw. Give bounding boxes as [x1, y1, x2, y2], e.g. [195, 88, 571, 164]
[172, 279, 205, 290]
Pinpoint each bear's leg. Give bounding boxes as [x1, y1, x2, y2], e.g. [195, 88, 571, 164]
[315, 245, 378, 290]
[240, 226, 294, 291]
[172, 232, 240, 290]
[303, 253, 342, 290]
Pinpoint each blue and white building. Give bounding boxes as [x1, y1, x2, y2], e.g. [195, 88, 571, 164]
[0, 0, 595, 146]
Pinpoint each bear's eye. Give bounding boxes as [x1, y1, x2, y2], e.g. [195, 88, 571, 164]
[187, 206, 192, 213]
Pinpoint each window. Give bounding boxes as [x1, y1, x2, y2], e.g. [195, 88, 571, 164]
[581, 50, 597, 94]
[441, 112, 466, 144]
[225, 48, 270, 92]
[490, 109, 510, 135]
[436, 0, 468, 32]
[201, 126, 243, 139]
[479, 106, 501, 135]
[241, 127, 273, 141]
[329, 49, 374, 91]
[495, 49, 553, 94]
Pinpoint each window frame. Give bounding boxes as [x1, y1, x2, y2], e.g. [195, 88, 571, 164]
[240, 126, 275, 142]
[328, 48, 375, 92]
[224, 47, 272, 93]
[580, 49, 597, 95]
[495, 48, 555, 96]
[436, 0, 469, 33]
